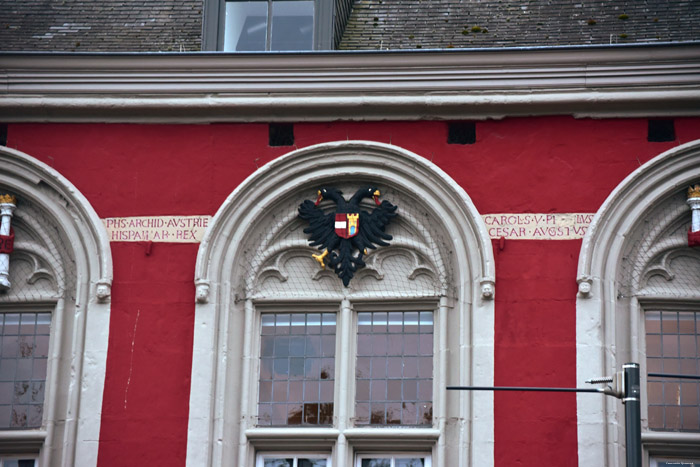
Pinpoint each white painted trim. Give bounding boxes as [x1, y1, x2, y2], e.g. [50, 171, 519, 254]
[0, 146, 113, 467]
[576, 139, 700, 467]
[1, 44, 699, 122]
[188, 141, 495, 467]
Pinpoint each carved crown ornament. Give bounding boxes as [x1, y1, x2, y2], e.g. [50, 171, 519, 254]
[298, 185, 397, 287]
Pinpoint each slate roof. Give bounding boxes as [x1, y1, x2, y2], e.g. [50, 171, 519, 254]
[0, 0, 698, 52]
[0, 0, 202, 52]
[340, 0, 700, 50]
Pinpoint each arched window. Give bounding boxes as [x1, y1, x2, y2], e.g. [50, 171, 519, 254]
[577, 140, 700, 466]
[0, 146, 112, 466]
[187, 141, 495, 467]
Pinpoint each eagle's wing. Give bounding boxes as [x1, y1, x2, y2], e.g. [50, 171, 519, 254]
[356, 200, 398, 251]
[298, 200, 336, 249]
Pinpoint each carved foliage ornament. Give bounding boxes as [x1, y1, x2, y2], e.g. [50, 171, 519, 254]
[298, 186, 397, 286]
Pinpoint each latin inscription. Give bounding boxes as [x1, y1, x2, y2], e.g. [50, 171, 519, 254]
[103, 216, 211, 243]
[482, 213, 594, 240]
[103, 213, 593, 243]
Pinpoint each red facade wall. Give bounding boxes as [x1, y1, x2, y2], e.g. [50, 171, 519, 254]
[6, 117, 700, 466]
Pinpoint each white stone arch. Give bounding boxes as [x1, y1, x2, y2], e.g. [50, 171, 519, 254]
[0, 146, 112, 467]
[187, 141, 495, 467]
[576, 139, 700, 467]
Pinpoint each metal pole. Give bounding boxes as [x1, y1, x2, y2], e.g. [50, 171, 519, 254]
[648, 372, 700, 380]
[446, 385, 602, 393]
[448, 362, 652, 466]
[623, 363, 641, 467]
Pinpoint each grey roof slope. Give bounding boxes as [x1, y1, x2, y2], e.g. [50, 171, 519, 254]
[1, 0, 698, 52]
[340, 0, 700, 50]
[0, 0, 202, 52]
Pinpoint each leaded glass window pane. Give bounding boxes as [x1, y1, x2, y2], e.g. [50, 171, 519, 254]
[359, 457, 427, 467]
[646, 311, 700, 431]
[259, 455, 328, 467]
[355, 311, 433, 426]
[258, 313, 335, 426]
[0, 312, 51, 429]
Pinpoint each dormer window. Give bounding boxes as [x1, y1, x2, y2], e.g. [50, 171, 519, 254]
[225, 1, 314, 51]
[203, 0, 350, 51]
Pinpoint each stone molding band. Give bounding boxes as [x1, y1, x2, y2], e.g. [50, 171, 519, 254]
[1, 43, 699, 122]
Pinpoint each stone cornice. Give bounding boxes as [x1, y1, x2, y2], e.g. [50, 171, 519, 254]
[1, 43, 699, 122]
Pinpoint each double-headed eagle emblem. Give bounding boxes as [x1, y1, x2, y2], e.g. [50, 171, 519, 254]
[298, 186, 397, 286]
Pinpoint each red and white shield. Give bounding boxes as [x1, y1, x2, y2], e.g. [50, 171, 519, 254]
[335, 213, 359, 239]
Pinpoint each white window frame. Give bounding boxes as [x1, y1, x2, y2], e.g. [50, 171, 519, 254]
[187, 141, 496, 467]
[576, 139, 700, 467]
[0, 146, 112, 467]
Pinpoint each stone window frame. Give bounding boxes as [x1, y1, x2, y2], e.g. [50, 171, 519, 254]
[202, 0, 334, 51]
[186, 141, 496, 467]
[0, 146, 112, 467]
[576, 139, 700, 466]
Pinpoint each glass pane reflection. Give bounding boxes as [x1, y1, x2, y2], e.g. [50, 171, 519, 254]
[225, 1, 268, 51]
[0, 312, 51, 429]
[355, 311, 433, 426]
[646, 311, 700, 432]
[258, 313, 335, 426]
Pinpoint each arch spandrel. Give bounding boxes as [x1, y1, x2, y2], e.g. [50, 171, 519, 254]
[577, 139, 700, 295]
[195, 141, 495, 305]
[0, 197, 68, 302]
[239, 182, 450, 301]
[616, 190, 700, 299]
[0, 147, 112, 300]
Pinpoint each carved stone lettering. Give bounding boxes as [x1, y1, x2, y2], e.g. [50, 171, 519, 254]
[102, 216, 212, 243]
[481, 213, 594, 240]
